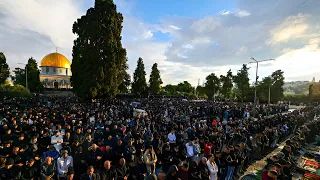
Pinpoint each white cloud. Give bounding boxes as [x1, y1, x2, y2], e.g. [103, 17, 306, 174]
[2, 0, 320, 86]
[267, 13, 309, 45]
[219, 10, 232, 16]
[235, 10, 251, 17]
[169, 25, 180, 30]
[236, 46, 248, 56]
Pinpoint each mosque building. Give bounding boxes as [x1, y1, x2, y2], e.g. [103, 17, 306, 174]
[39, 49, 72, 89]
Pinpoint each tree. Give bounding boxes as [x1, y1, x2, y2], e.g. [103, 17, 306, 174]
[176, 81, 194, 96]
[257, 76, 273, 102]
[204, 73, 220, 100]
[220, 69, 233, 99]
[270, 70, 285, 102]
[132, 57, 147, 96]
[71, 0, 127, 99]
[233, 64, 250, 101]
[12, 67, 26, 86]
[26, 57, 42, 93]
[162, 84, 177, 95]
[149, 63, 162, 94]
[118, 63, 131, 93]
[0, 52, 10, 85]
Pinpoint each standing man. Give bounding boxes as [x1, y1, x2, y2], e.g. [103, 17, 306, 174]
[57, 150, 74, 180]
[51, 131, 63, 151]
[40, 157, 57, 180]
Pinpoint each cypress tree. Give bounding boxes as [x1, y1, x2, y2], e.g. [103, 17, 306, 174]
[149, 63, 162, 94]
[0, 52, 10, 85]
[132, 57, 147, 96]
[71, 0, 127, 99]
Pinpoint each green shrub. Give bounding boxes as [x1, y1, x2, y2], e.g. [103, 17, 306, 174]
[0, 84, 31, 97]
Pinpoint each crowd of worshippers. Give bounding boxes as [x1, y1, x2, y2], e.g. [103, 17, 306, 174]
[0, 97, 316, 180]
[261, 118, 320, 180]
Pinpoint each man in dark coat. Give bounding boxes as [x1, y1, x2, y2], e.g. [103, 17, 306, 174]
[80, 166, 99, 180]
[100, 160, 117, 180]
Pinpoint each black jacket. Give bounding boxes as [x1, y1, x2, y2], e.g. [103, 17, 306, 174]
[100, 167, 117, 180]
[80, 173, 99, 180]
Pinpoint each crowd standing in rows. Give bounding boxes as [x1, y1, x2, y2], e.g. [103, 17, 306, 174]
[0, 97, 317, 180]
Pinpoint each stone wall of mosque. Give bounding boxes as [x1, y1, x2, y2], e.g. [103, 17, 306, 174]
[40, 66, 72, 76]
[40, 74, 71, 89]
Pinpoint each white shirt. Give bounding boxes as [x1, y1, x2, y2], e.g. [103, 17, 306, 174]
[206, 160, 218, 180]
[185, 142, 194, 157]
[57, 156, 73, 177]
[51, 135, 63, 151]
[168, 133, 176, 143]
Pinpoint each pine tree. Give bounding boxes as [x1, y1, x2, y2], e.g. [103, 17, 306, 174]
[149, 63, 162, 94]
[71, 0, 127, 99]
[0, 52, 10, 85]
[132, 57, 147, 96]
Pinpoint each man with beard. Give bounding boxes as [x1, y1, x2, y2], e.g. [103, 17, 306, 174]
[100, 160, 117, 180]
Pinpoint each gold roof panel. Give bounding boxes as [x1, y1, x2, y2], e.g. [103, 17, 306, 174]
[40, 52, 71, 69]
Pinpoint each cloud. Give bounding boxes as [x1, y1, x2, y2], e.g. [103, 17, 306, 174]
[235, 10, 251, 17]
[2, 0, 320, 86]
[0, 0, 86, 71]
[267, 13, 309, 45]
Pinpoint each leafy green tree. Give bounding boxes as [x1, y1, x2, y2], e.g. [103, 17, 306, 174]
[233, 64, 250, 101]
[71, 0, 127, 99]
[177, 81, 194, 96]
[162, 84, 177, 95]
[257, 76, 273, 102]
[0, 52, 10, 85]
[220, 69, 233, 99]
[118, 63, 131, 93]
[11, 67, 25, 85]
[149, 63, 162, 95]
[132, 57, 147, 96]
[270, 70, 285, 102]
[204, 73, 220, 100]
[26, 58, 42, 93]
[196, 85, 206, 98]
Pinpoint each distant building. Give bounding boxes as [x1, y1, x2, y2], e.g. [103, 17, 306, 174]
[39, 50, 72, 89]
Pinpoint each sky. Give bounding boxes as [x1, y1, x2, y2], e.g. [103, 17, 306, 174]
[1, 0, 320, 86]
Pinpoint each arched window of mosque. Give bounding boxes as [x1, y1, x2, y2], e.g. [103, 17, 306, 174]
[46, 67, 49, 73]
[53, 68, 56, 72]
[59, 69, 62, 73]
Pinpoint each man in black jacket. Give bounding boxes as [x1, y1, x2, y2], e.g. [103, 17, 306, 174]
[80, 166, 99, 180]
[100, 160, 117, 180]
[116, 158, 129, 180]
[0, 158, 21, 180]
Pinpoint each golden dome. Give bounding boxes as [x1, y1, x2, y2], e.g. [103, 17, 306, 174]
[40, 52, 71, 69]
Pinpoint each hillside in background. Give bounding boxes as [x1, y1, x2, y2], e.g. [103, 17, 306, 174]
[284, 81, 311, 95]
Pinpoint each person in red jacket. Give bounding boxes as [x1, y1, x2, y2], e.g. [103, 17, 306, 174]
[204, 139, 213, 158]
